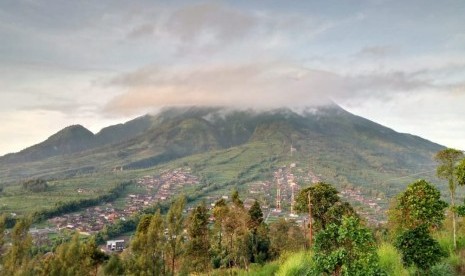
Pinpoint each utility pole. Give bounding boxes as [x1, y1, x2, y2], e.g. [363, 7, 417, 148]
[308, 192, 312, 246]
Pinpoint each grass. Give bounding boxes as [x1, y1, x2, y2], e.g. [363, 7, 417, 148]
[275, 251, 313, 276]
[377, 242, 409, 276]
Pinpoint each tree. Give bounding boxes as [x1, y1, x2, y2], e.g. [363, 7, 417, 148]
[248, 200, 264, 230]
[231, 189, 244, 208]
[312, 216, 385, 276]
[295, 182, 354, 233]
[2, 218, 33, 275]
[104, 254, 125, 276]
[166, 196, 186, 275]
[435, 148, 464, 249]
[395, 225, 446, 273]
[212, 198, 229, 256]
[389, 179, 447, 232]
[247, 200, 270, 264]
[185, 202, 210, 273]
[82, 238, 108, 276]
[42, 232, 93, 276]
[455, 157, 465, 186]
[269, 218, 306, 257]
[129, 211, 166, 275]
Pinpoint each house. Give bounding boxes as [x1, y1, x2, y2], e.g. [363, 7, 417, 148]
[107, 240, 125, 251]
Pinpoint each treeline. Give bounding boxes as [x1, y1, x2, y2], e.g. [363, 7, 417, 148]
[31, 181, 132, 223]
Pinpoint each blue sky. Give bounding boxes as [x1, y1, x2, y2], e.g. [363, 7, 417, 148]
[1, 0, 464, 154]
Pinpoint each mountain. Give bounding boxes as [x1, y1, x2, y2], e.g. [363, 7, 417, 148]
[0, 115, 153, 165]
[0, 125, 95, 164]
[0, 105, 444, 197]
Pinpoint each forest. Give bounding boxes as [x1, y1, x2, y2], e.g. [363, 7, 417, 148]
[0, 148, 465, 275]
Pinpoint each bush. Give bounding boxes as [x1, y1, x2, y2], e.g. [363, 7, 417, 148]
[395, 225, 447, 272]
[429, 262, 454, 276]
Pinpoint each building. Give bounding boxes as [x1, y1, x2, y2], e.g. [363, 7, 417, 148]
[107, 240, 125, 251]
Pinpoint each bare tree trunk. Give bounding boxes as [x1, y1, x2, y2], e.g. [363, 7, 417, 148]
[450, 188, 457, 249]
[308, 192, 313, 247]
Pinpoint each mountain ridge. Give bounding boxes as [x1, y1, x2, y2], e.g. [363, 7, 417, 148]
[0, 105, 444, 189]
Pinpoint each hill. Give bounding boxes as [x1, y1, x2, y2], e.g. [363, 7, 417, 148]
[0, 104, 447, 220]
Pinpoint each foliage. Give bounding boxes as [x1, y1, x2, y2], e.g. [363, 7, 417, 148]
[247, 200, 270, 264]
[295, 182, 340, 231]
[391, 179, 447, 231]
[276, 251, 313, 276]
[456, 157, 465, 186]
[128, 210, 166, 275]
[435, 148, 464, 249]
[1, 218, 33, 275]
[311, 216, 385, 276]
[377, 242, 409, 276]
[186, 202, 211, 273]
[104, 254, 125, 276]
[166, 196, 186, 275]
[395, 225, 447, 272]
[31, 181, 131, 223]
[269, 218, 306, 257]
[435, 148, 464, 191]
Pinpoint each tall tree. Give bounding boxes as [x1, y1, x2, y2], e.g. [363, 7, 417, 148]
[166, 196, 186, 275]
[247, 200, 270, 264]
[185, 202, 210, 273]
[212, 198, 229, 255]
[435, 148, 463, 248]
[130, 211, 166, 275]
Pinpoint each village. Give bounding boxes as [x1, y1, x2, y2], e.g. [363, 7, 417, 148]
[46, 168, 200, 234]
[32, 163, 385, 251]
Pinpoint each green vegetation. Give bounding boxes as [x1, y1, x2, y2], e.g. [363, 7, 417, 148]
[435, 148, 464, 249]
[1, 178, 465, 275]
[1, 107, 465, 274]
[22, 178, 48, 193]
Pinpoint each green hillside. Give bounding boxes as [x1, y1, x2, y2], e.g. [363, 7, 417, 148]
[0, 105, 448, 220]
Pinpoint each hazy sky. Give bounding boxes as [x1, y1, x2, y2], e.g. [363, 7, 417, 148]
[1, 0, 464, 155]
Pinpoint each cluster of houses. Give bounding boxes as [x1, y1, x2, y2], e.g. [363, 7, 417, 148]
[135, 167, 199, 202]
[48, 204, 123, 234]
[47, 168, 200, 234]
[339, 188, 384, 224]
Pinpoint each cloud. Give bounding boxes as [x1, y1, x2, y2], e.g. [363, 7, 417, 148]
[103, 61, 449, 115]
[124, 2, 337, 55]
[355, 45, 397, 58]
[126, 2, 259, 51]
